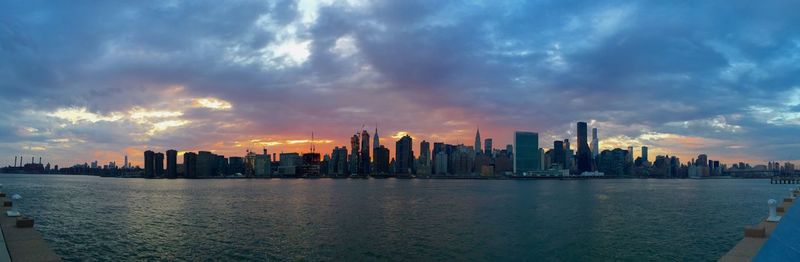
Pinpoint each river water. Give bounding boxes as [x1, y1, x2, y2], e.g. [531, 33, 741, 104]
[0, 174, 787, 261]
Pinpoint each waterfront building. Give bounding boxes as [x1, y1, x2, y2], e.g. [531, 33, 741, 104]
[434, 151, 448, 175]
[553, 140, 565, 169]
[627, 146, 634, 162]
[696, 154, 708, 167]
[484, 138, 493, 156]
[432, 142, 445, 174]
[539, 148, 546, 171]
[349, 133, 360, 174]
[197, 151, 216, 177]
[300, 152, 321, 176]
[229, 157, 245, 175]
[642, 146, 649, 164]
[450, 145, 473, 175]
[514, 131, 540, 174]
[374, 146, 390, 175]
[495, 153, 513, 174]
[576, 122, 592, 174]
[215, 155, 228, 176]
[373, 127, 380, 150]
[144, 150, 154, 178]
[418, 141, 431, 176]
[279, 153, 301, 176]
[154, 152, 164, 177]
[330, 147, 348, 175]
[396, 135, 414, 174]
[474, 128, 481, 155]
[563, 139, 572, 170]
[244, 150, 257, 176]
[253, 149, 272, 177]
[591, 128, 599, 159]
[419, 140, 430, 167]
[475, 153, 491, 175]
[360, 130, 370, 174]
[183, 152, 197, 178]
[166, 149, 177, 178]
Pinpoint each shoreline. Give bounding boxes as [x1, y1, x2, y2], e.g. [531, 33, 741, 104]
[0, 173, 759, 180]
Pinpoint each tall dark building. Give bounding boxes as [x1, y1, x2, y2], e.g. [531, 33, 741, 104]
[484, 138, 493, 155]
[420, 140, 430, 166]
[553, 140, 565, 169]
[432, 142, 445, 174]
[576, 122, 592, 174]
[360, 130, 371, 174]
[350, 133, 360, 174]
[642, 146, 649, 163]
[183, 152, 197, 178]
[330, 147, 348, 175]
[374, 146, 390, 175]
[197, 151, 216, 177]
[144, 150, 155, 178]
[395, 135, 413, 174]
[154, 152, 165, 177]
[229, 157, 245, 175]
[474, 128, 481, 155]
[166, 149, 177, 178]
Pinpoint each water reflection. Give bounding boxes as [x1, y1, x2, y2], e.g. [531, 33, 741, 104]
[0, 175, 786, 261]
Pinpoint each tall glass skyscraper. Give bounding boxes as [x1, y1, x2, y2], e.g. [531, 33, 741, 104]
[396, 135, 413, 174]
[576, 122, 592, 174]
[513, 131, 540, 174]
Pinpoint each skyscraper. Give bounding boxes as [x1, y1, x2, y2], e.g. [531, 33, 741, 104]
[350, 133, 360, 174]
[197, 151, 216, 177]
[360, 130, 371, 174]
[166, 149, 177, 178]
[474, 128, 481, 155]
[642, 146, 649, 163]
[154, 152, 165, 177]
[591, 128, 599, 159]
[183, 152, 197, 178]
[373, 126, 380, 150]
[144, 150, 154, 178]
[513, 131, 540, 174]
[254, 152, 271, 177]
[420, 140, 431, 167]
[396, 135, 413, 174]
[432, 142, 445, 174]
[627, 146, 634, 162]
[330, 147, 348, 175]
[484, 138, 493, 156]
[374, 146, 390, 175]
[124, 155, 128, 169]
[576, 122, 592, 174]
[553, 140, 565, 169]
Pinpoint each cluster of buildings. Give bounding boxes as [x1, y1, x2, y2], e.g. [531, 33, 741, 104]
[5, 121, 799, 179]
[133, 121, 793, 179]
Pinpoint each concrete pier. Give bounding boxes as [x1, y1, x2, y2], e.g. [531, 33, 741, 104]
[0, 196, 60, 262]
[719, 191, 798, 261]
[770, 176, 800, 184]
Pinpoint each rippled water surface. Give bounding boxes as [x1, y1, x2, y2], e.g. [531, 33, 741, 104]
[0, 174, 787, 261]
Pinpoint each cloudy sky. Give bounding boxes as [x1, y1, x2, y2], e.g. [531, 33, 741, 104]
[1, 0, 799, 167]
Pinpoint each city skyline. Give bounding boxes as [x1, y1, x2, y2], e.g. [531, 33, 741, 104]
[7, 124, 786, 173]
[2, 1, 800, 167]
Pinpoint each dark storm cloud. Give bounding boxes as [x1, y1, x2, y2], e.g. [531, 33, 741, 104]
[1, 0, 799, 165]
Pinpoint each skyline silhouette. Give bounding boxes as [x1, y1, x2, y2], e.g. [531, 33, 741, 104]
[2, 1, 799, 167]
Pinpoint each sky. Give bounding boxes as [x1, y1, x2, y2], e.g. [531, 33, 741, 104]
[1, 0, 799, 167]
